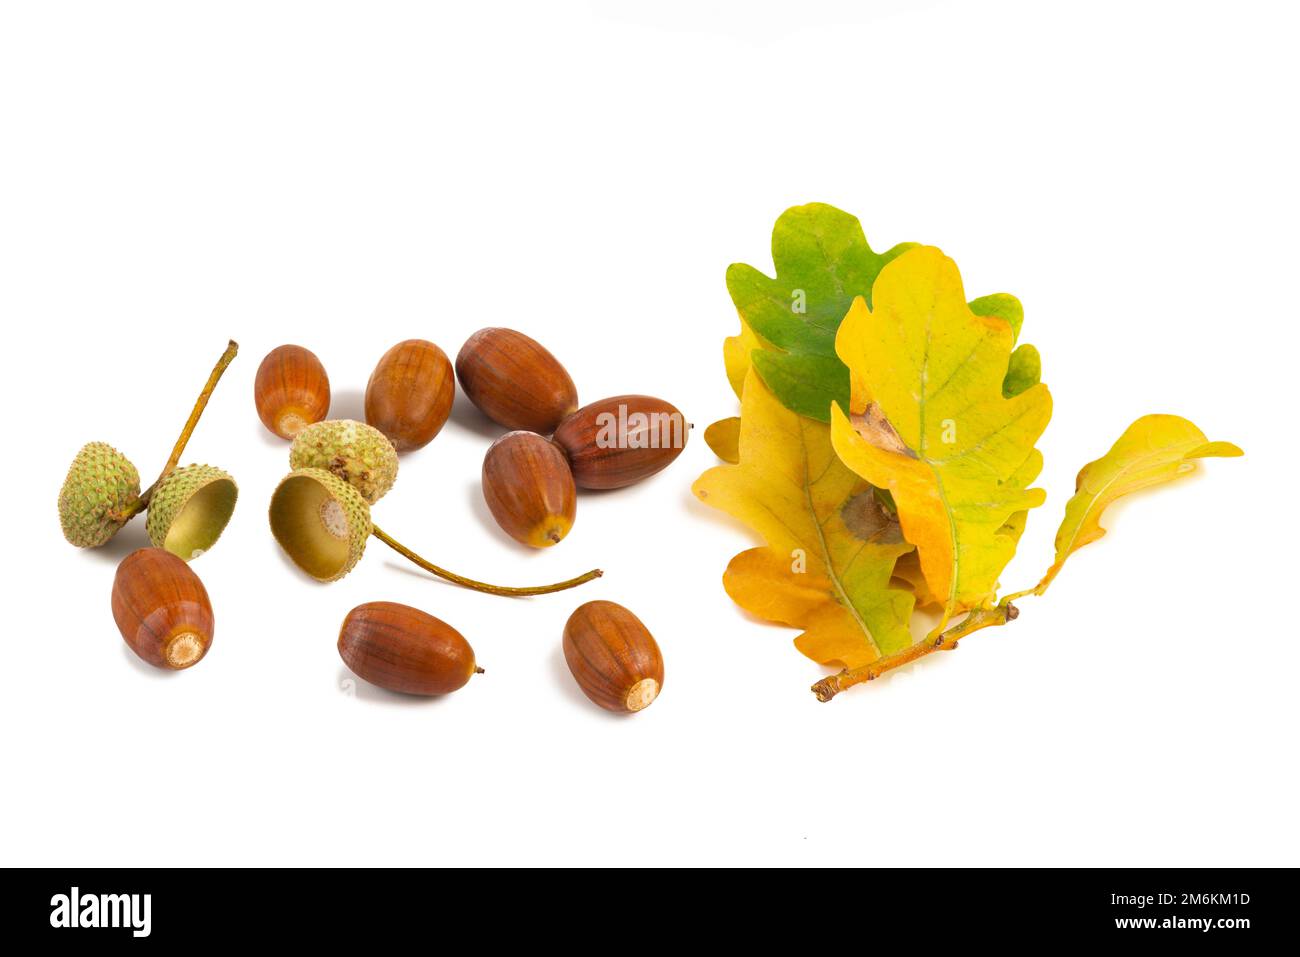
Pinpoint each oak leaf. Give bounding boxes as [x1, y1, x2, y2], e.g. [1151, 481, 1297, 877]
[703, 417, 741, 464]
[693, 372, 915, 669]
[724, 203, 1038, 422]
[723, 203, 914, 419]
[1027, 414, 1242, 594]
[830, 246, 1052, 633]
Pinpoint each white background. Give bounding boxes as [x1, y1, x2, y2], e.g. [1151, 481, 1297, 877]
[2, 1, 1296, 867]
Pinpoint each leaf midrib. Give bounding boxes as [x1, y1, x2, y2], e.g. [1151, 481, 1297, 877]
[916, 303, 962, 615]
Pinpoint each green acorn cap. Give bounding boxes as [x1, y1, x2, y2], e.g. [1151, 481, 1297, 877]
[269, 468, 371, 582]
[146, 464, 239, 561]
[58, 442, 141, 547]
[288, 419, 398, 505]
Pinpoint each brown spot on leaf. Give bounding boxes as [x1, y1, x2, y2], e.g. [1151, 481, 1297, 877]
[840, 490, 896, 542]
[851, 403, 914, 457]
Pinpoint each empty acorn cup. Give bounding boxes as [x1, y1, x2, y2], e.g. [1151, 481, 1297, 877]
[112, 547, 215, 670]
[269, 468, 370, 582]
[145, 464, 238, 561]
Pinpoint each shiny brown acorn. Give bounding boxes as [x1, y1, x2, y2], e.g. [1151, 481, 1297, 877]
[482, 431, 577, 547]
[553, 395, 689, 490]
[455, 328, 578, 434]
[111, 547, 215, 670]
[254, 344, 331, 439]
[365, 339, 456, 452]
[562, 600, 664, 713]
[338, 601, 481, 696]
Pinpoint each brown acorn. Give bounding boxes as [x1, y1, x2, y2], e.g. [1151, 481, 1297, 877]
[455, 328, 578, 434]
[553, 395, 689, 489]
[482, 431, 577, 548]
[365, 339, 456, 452]
[338, 601, 481, 696]
[563, 601, 664, 713]
[111, 547, 215, 670]
[254, 344, 331, 439]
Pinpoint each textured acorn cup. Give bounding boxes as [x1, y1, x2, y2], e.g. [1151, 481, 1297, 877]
[111, 547, 214, 670]
[482, 431, 577, 547]
[269, 468, 371, 582]
[289, 419, 399, 505]
[58, 442, 141, 547]
[553, 395, 689, 489]
[563, 600, 664, 713]
[365, 339, 456, 452]
[255, 344, 331, 439]
[455, 327, 579, 434]
[338, 602, 482, 696]
[145, 465, 238, 561]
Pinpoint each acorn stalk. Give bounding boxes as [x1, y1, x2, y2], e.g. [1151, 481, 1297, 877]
[268, 468, 601, 595]
[128, 339, 241, 520]
[370, 525, 600, 596]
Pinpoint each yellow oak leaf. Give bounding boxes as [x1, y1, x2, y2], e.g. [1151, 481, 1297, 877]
[895, 448, 1040, 611]
[1029, 414, 1242, 594]
[723, 316, 763, 400]
[830, 246, 1052, 633]
[890, 551, 941, 610]
[703, 416, 740, 464]
[693, 372, 915, 669]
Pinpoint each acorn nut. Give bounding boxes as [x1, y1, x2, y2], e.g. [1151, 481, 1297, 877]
[455, 328, 578, 434]
[338, 601, 482, 696]
[365, 339, 456, 452]
[563, 600, 664, 713]
[482, 431, 577, 547]
[553, 395, 689, 489]
[255, 344, 331, 439]
[111, 547, 215, 670]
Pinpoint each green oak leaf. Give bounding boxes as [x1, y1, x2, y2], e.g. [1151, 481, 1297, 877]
[971, 292, 1042, 398]
[728, 203, 1040, 421]
[969, 292, 1024, 344]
